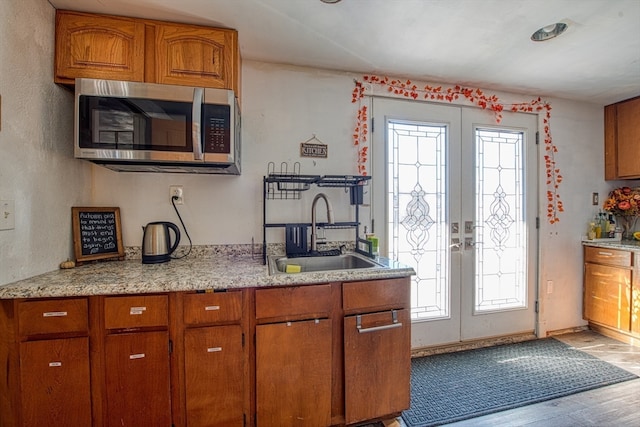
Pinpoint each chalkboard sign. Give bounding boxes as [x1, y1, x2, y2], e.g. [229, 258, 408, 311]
[72, 207, 124, 264]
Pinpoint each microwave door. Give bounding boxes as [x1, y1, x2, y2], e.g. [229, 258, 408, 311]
[192, 88, 204, 161]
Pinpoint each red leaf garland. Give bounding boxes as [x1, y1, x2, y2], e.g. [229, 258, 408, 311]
[352, 74, 562, 224]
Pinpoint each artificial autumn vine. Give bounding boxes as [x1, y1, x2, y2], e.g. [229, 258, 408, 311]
[351, 75, 564, 224]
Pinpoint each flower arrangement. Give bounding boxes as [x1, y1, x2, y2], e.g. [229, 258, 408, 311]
[602, 187, 640, 217]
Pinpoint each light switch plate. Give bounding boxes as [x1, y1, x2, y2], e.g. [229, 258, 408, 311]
[0, 200, 15, 230]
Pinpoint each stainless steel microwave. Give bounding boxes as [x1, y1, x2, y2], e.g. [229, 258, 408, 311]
[74, 78, 240, 174]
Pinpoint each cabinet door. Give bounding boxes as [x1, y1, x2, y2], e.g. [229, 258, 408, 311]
[584, 263, 631, 331]
[19, 337, 92, 427]
[153, 23, 238, 90]
[55, 10, 145, 84]
[104, 331, 171, 427]
[614, 97, 640, 178]
[256, 319, 332, 427]
[344, 309, 411, 425]
[184, 325, 244, 427]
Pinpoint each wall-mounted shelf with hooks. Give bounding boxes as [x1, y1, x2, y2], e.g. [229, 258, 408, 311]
[262, 174, 372, 263]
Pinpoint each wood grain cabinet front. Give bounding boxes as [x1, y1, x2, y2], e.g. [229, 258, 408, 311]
[54, 10, 241, 94]
[0, 298, 92, 427]
[180, 290, 246, 427]
[255, 284, 333, 427]
[104, 331, 172, 427]
[55, 10, 145, 84]
[342, 278, 411, 425]
[583, 245, 639, 341]
[604, 96, 640, 180]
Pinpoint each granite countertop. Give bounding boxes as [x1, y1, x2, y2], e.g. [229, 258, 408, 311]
[582, 238, 640, 251]
[0, 252, 415, 299]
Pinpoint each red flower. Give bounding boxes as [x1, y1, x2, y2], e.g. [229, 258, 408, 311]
[618, 201, 632, 210]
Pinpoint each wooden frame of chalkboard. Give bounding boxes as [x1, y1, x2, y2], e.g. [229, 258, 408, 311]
[72, 207, 124, 265]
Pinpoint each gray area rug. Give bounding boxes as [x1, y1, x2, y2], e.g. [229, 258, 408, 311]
[402, 338, 638, 427]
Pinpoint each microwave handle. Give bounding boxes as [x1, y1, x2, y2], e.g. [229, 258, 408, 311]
[192, 88, 204, 160]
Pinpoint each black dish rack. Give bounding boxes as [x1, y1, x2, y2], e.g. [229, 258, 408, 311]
[262, 174, 373, 263]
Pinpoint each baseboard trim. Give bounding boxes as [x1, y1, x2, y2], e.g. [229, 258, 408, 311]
[411, 332, 537, 358]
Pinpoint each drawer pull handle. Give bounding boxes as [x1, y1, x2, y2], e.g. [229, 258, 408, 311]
[48, 362, 62, 367]
[356, 310, 403, 334]
[207, 347, 222, 353]
[43, 311, 67, 317]
[130, 306, 146, 315]
[129, 353, 145, 360]
[205, 305, 220, 311]
[597, 251, 614, 256]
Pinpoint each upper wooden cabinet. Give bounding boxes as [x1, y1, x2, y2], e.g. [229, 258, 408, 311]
[604, 96, 640, 180]
[55, 11, 145, 84]
[54, 10, 241, 95]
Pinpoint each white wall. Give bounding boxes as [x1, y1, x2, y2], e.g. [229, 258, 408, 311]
[0, 2, 623, 333]
[0, 0, 92, 285]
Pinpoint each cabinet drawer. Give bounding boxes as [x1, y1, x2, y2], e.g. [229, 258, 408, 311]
[255, 284, 332, 321]
[183, 291, 242, 326]
[343, 278, 410, 313]
[104, 295, 168, 329]
[584, 246, 632, 267]
[18, 298, 88, 337]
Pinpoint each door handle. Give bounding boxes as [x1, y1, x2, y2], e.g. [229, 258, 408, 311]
[450, 238, 461, 252]
[192, 88, 204, 160]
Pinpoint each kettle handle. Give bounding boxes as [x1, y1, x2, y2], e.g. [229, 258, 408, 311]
[164, 222, 181, 255]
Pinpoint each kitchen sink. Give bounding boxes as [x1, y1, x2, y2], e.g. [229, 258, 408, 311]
[268, 253, 383, 275]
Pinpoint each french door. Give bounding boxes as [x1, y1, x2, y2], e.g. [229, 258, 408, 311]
[371, 98, 538, 349]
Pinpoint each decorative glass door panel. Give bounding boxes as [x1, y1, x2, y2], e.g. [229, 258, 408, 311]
[474, 128, 527, 313]
[387, 121, 449, 320]
[373, 98, 537, 348]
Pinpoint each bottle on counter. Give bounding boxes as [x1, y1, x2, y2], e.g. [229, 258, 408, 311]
[594, 214, 602, 239]
[608, 214, 616, 238]
[587, 222, 596, 240]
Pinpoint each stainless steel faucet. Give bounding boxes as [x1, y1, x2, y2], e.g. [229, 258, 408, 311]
[311, 193, 334, 252]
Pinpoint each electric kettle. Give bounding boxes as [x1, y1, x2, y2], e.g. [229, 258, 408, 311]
[141, 221, 181, 264]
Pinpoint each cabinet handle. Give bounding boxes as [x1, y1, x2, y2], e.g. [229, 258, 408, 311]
[129, 353, 145, 360]
[597, 251, 614, 256]
[356, 310, 403, 334]
[207, 347, 222, 353]
[204, 305, 220, 311]
[43, 311, 67, 317]
[48, 362, 62, 367]
[129, 306, 146, 315]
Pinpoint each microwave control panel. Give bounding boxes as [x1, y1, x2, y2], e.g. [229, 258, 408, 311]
[204, 104, 231, 154]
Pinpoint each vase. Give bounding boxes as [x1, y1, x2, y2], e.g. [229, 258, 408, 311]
[617, 216, 638, 240]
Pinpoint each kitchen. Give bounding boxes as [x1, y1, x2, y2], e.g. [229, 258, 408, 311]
[0, 0, 639, 426]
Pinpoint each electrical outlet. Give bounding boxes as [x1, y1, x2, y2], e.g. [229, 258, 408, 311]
[547, 280, 553, 294]
[592, 192, 599, 206]
[0, 200, 15, 230]
[170, 185, 184, 205]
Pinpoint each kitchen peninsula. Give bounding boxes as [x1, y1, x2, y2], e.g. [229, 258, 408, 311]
[0, 247, 414, 427]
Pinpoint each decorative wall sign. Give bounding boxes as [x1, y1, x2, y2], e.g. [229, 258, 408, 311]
[72, 207, 124, 264]
[300, 142, 328, 158]
[351, 75, 563, 224]
[299, 134, 328, 158]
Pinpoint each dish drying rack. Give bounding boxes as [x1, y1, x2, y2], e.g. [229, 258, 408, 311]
[262, 163, 373, 263]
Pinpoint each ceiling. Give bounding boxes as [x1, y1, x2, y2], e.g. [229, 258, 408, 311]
[48, 0, 640, 105]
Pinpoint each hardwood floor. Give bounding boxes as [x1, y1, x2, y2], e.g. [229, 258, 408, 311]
[397, 330, 640, 427]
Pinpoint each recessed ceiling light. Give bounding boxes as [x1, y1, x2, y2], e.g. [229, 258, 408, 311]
[320, 0, 342, 3]
[531, 22, 568, 41]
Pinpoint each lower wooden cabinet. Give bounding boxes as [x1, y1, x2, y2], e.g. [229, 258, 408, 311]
[19, 337, 92, 427]
[0, 278, 412, 427]
[583, 245, 640, 341]
[256, 319, 332, 427]
[584, 263, 631, 331]
[184, 325, 244, 427]
[104, 331, 172, 427]
[344, 309, 411, 424]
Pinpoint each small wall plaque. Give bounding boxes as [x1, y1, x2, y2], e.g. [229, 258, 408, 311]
[300, 142, 328, 158]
